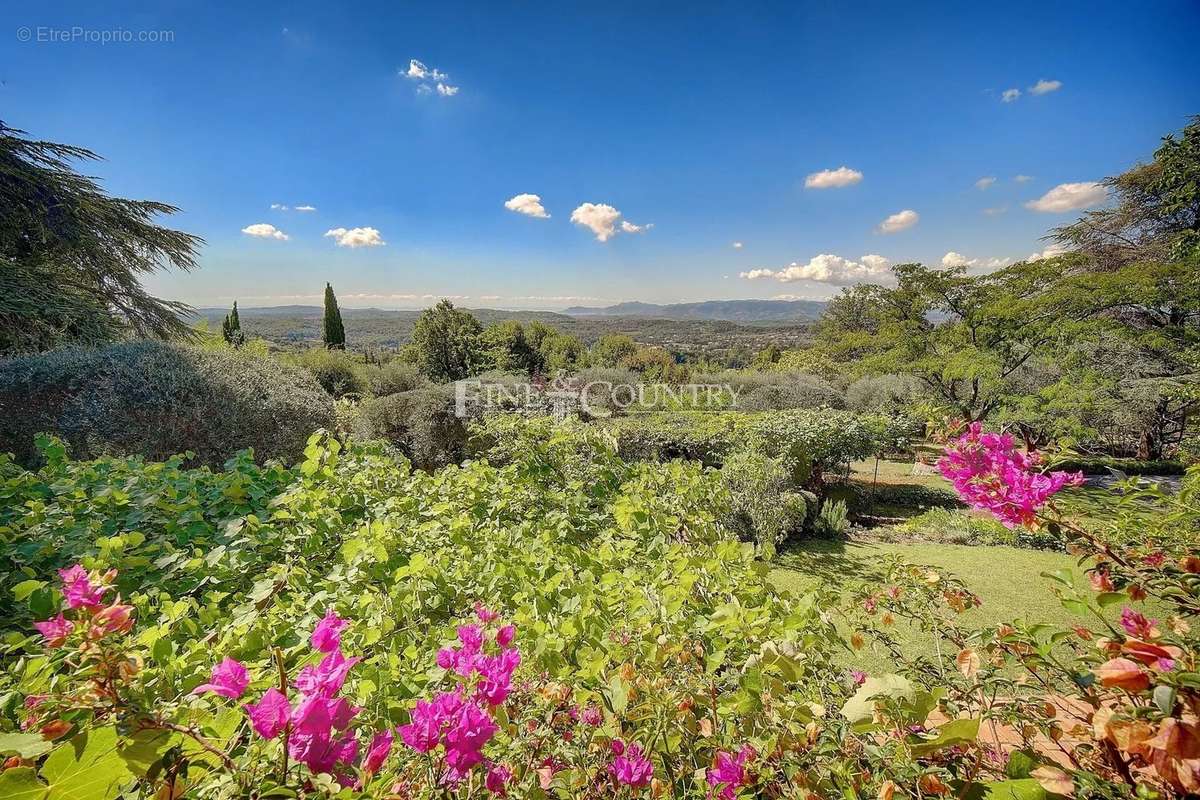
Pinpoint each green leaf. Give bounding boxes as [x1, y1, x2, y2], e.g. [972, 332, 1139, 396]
[908, 717, 980, 756]
[11, 581, 46, 602]
[40, 727, 132, 800]
[0, 766, 46, 800]
[1095, 592, 1127, 608]
[118, 729, 179, 777]
[840, 674, 913, 726]
[1005, 749, 1038, 779]
[0, 731, 54, 759]
[605, 674, 629, 716]
[961, 779, 1047, 800]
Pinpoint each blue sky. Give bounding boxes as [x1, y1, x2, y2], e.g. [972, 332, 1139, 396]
[6, 1, 1199, 309]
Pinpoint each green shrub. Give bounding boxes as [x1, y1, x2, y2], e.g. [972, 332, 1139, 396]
[359, 386, 467, 470]
[291, 347, 368, 398]
[834, 481, 963, 513]
[0, 341, 335, 467]
[737, 375, 846, 411]
[1048, 456, 1186, 476]
[603, 412, 743, 465]
[889, 507, 1061, 549]
[812, 499, 850, 538]
[846, 374, 923, 412]
[363, 360, 426, 396]
[719, 449, 796, 551]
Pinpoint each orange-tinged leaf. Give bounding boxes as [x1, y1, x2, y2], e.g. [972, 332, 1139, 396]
[1095, 658, 1149, 691]
[956, 648, 980, 678]
[1032, 765, 1074, 797]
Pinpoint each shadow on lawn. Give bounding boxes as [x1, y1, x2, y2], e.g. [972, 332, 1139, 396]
[774, 539, 889, 592]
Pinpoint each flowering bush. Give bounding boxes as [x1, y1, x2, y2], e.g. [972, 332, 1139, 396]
[2, 418, 1198, 799]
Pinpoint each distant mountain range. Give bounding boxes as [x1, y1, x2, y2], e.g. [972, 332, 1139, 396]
[562, 299, 826, 322]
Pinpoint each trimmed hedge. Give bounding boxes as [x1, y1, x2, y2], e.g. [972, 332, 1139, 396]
[1048, 456, 1186, 476]
[0, 341, 335, 467]
[359, 387, 467, 470]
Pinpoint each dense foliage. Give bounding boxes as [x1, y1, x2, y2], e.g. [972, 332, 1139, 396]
[0, 341, 335, 467]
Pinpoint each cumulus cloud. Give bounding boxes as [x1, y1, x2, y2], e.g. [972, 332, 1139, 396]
[740, 253, 892, 285]
[504, 193, 550, 218]
[1027, 243, 1069, 261]
[324, 227, 386, 248]
[569, 203, 651, 242]
[877, 209, 919, 234]
[941, 252, 1013, 270]
[975, 176, 996, 190]
[1029, 78, 1062, 95]
[804, 166, 863, 189]
[1001, 88, 1021, 103]
[1025, 182, 1107, 213]
[404, 59, 457, 96]
[732, 241, 743, 249]
[242, 223, 288, 241]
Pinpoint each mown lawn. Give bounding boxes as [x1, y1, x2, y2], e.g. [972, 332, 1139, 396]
[769, 539, 1154, 671]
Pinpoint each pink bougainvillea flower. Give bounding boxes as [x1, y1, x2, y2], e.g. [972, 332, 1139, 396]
[443, 701, 499, 780]
[850, 670, 868, 686]
[399, 698, 445, 753]
[707, 746, 755, 800]
[581, 703, 603, 727]
[608, 742, 653, 788]
[58, 564, 106, 609]
[295, 650, 361, 699]
[610, 739, 625, 756]
[363, 729, 394, 776]
[1120, 607, 1159, 640]
[937, 423, 1083, 528]
[245, 687, 291, 739]
[33, 614, 73, 648]
[311, 610, 350, 653]
[327, 696, 360, 730]
[485, 763, 513, 795]
[90, 603, 135, 637]
[475, 602, 500, 623]
[495, 625, 516, 649]
[193, 657, 250, 698]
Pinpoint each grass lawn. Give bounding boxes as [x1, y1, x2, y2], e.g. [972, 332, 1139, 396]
[769, 539, 1152, 672]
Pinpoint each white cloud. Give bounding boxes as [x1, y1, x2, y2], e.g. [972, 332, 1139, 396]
[732, 241, 743, 249]
[983, 206, 1007, 216]
[942, 251, 1013, 270]
[1025, 181, 1107, 213]
[1028, 243, 1069, 261]
[1029, 78, 1062, 95]
[740, 253, 892, 285]
[272, 203, 316, 212]
[504, 193, 550, 219]
[270, 203, 288, 211]
[569, 203, 651, 242]
[405, 59, 457, 96]
[877, 209, 919, 234]
[1014, 174, 1033, 183]
[804, 166, 863, 189]
[324, 226, 386, 248]
[294, 205, 316, 212]
[242, 223, 288, 241]
[975, 176, 996, 190]
[1002, 88, 1021, 103]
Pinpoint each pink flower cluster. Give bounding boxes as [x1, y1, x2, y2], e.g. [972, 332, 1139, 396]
[937, 423, 1083, 528]
[608, 739, 654, 788]
[195, 609, 396, 784]
[33, 565, 134, 648]
[399, 605, 519, 788]
[706, 745, 756, 800]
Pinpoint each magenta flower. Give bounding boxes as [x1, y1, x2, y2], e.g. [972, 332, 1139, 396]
[33, 613, 74, 648]
[608, 742, 653, 788]
[937, 423, 1083, 528]
[58, 565, 105, 609]
[245, 687, 291, 739]
[485, 763, 513, 795]
[443, 701, 499, 780]
[707, 746, 755, 800]
[363, 729, 394, 775]
[193, 657, 250, 698]
[581, 703, 603, 727]
[495, 625, 516, 649]
[1120, 607, 1158, 639]
[295, 650, 360, 698]
[475, 602, 500, 623]
[311, 610, 349, 653]
[850, 670, 868, 686]
[399, 698, 445, 753]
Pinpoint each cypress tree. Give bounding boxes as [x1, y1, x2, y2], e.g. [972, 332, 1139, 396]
[323, 283, 346, 349]
[221, 301, 243, 346]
